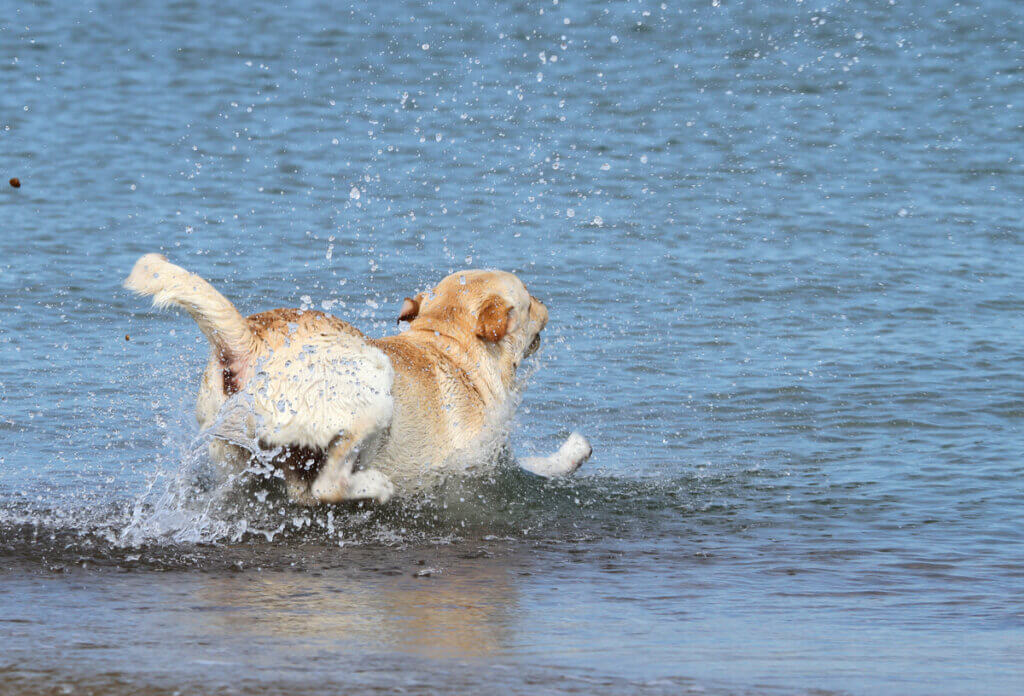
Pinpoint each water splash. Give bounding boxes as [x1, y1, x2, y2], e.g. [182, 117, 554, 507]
[111, 379, 535, 548]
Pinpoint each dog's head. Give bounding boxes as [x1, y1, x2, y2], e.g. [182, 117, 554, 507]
[397, 270, 548, 381]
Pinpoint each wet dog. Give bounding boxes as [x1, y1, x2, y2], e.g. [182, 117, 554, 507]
[125, 254, 590, 504]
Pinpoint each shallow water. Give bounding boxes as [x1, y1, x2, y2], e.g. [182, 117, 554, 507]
[2, 0, 1023, 693]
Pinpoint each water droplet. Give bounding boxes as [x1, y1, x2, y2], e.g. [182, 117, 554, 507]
[350, 186, 360, 200]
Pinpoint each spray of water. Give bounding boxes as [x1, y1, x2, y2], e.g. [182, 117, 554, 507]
[109, 352, 557, 548]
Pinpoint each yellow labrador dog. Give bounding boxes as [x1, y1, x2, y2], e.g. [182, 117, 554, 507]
[125, 254, 590, 505]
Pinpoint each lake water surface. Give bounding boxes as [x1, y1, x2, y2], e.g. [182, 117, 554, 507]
[2, 0, 1023, 694]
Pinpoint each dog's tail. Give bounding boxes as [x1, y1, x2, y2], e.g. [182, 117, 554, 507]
[124, 254, 256, 365]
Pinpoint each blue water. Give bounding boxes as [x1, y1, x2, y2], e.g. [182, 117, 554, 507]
[2, 1, 1023, 694]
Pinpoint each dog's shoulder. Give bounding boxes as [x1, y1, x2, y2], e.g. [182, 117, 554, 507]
[371, 333, 493, 414]
[370, 334, 437, 372]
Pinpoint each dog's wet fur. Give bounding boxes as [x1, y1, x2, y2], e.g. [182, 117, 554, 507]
[125, 254, 589, 505]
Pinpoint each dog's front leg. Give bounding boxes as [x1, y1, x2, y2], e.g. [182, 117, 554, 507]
[519, 432, 592, 478]
[309, 431, 394, 504]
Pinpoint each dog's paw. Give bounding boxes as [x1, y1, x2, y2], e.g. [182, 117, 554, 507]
[520, 431, 592, 478]
[347, 469, 395, 503]
[562, 432, 593, 470]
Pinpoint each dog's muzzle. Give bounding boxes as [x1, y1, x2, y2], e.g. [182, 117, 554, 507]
[525, 333, 541, 357]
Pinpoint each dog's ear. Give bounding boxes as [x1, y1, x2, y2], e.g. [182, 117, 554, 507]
[475, 296, 514, 342]
[397, 296, 420, 324]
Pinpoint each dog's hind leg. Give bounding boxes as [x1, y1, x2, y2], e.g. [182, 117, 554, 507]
[309, 429, 394, 504]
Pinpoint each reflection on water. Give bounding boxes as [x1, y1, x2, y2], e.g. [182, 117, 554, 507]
[190, 558, 517, 659]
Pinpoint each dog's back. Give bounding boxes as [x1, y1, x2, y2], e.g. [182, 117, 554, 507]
[237, 309, 393, 452]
